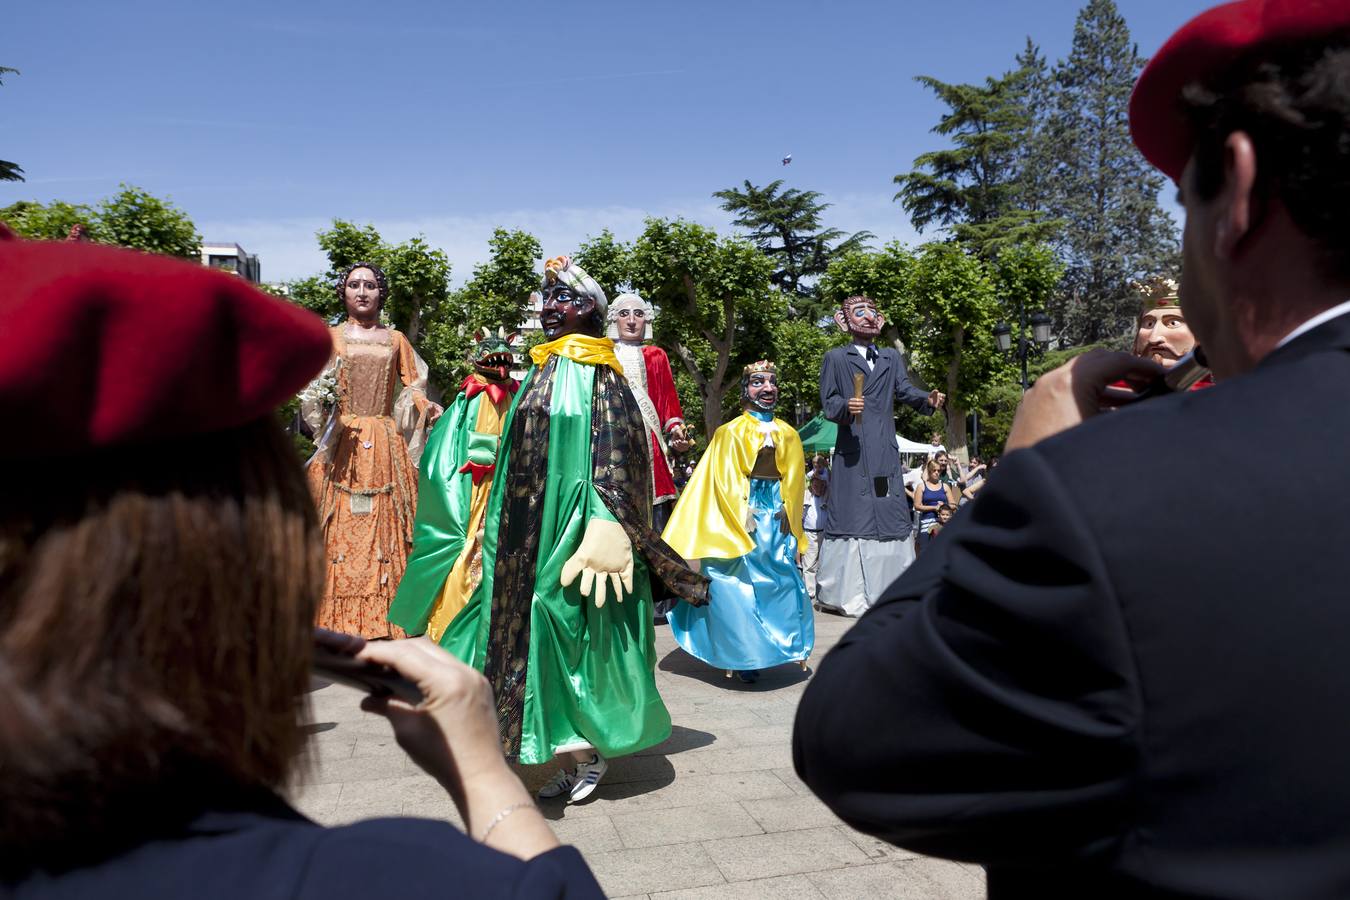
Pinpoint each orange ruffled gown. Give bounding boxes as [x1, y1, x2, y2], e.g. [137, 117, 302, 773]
[304, 323, 434, 638]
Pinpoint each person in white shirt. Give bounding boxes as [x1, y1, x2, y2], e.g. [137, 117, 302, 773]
[801, 457, 829, 604]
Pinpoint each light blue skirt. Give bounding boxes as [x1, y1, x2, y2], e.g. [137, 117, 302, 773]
[668, 478, 815, 671]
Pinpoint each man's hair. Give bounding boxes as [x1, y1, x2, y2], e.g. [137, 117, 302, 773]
[0, 417, 321, 875]
[1182, 39, 1350, 281]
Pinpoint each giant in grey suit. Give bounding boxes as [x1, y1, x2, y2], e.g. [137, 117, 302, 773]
[816, 343, 935, 616]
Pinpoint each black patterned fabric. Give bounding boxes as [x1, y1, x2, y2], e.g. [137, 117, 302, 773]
[591, 365, 709, 607]
[482, 360, 554, 757]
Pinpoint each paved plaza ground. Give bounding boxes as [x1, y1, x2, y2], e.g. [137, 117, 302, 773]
[292, 611, 985, 899]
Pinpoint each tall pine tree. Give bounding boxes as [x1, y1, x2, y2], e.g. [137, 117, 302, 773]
[713, 180, 871, 317]
[1, 66, 22, 182]
[1043, 0, 1178, 344]
[894, 70, 1059, 260]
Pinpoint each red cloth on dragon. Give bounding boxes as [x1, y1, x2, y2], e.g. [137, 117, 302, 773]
[455, 374, 520, 485]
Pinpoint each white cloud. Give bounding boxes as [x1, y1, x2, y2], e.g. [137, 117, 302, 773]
[199, 192, 926, 284]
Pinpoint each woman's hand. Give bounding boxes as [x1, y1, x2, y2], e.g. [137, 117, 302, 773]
[355, 638, 507, 802]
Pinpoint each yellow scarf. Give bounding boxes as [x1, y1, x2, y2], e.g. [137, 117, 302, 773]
[529, 333, 624, 375]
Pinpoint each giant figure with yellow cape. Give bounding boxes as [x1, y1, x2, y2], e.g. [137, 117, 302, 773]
[662, 361, 814, 683]
[434, 256, 707, 804]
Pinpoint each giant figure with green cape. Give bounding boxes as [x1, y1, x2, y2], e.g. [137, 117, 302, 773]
[434, 255, 707, 804]
[389, 327, 520, 641]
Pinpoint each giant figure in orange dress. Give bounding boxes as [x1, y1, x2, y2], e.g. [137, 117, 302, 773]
[301, 262, 442, 637]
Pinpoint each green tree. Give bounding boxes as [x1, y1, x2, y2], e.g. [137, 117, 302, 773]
[714, 180, 871, 316]
[286, 274, 342, 321]
[574, 229, 632, 301]
[0, 200, 100, 240]
[894, 72, 1059, 260]
[819, 242, 918, 353]
[1009, 39, 1057, 217]
[977, 342, 1108, 452]
[904, 243, 1005, 454]
[420, 227, 542, 393]
[1043, 0, 1178, 344]
[308, 219, 451, 344]
[1, 66, 21, 182]
[457, 227, 542, 330]
[770, 317, 845, 425]
[97, 185, 201, 258]
[625, 218, 782, 436]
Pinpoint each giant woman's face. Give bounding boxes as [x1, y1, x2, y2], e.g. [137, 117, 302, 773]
[343, 267, 381, 322]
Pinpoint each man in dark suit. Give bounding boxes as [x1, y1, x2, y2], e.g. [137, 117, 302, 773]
[816, 294, 944, 616]
[794, 2, 1350, 896]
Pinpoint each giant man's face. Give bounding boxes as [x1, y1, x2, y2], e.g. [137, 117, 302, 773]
[744, 372, 779, 411]
[540, 283, 596, 339]
[835, 297, 884, 339]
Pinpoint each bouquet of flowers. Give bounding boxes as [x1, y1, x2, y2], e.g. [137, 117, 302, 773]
[299, 358, 341, 411]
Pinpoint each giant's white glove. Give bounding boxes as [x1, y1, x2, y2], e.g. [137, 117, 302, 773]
[560, 518, 634, 609]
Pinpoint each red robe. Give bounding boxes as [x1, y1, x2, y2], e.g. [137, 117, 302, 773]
[641, 345, 684, 502]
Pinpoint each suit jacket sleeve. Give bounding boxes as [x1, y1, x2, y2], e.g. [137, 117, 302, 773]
[892, 356, 935, 414]
[820, 351, 851, 425]
[792, 448, 1141, 866]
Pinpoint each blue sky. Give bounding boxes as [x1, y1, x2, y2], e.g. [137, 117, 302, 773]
[5, 0, 1211, 282]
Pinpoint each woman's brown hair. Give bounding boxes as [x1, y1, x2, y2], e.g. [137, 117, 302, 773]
[0, 416, 322, 875]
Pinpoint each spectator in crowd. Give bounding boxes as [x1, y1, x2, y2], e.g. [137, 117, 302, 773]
[911, 459, 953, 554]
[802, 469, 828, 605]
[796, 2, 1350, 894]
[929, 503, 954, 540]
[933, 450, 965, 496]
[0, 235, 604, 898]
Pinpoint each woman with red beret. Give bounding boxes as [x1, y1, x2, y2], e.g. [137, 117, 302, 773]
[0, 234, 602, 898]
[301, 262, 442, 639]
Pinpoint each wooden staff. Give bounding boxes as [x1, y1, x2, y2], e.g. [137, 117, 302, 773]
[852, 372, 865, 424]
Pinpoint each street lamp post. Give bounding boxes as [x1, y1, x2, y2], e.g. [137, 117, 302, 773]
[993, 304, 1053, 390]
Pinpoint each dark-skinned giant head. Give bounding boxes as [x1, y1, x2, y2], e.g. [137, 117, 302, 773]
[540, 255, 607, 340]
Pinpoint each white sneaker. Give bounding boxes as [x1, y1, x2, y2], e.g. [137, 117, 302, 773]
[537, 767, 577, 800]
[568, 754, 608, 802]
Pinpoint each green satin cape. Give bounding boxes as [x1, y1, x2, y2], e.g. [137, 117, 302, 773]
[437, 355, 671, 764]
[387, 389, 482, 634]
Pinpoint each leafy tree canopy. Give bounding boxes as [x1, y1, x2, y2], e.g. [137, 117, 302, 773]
[714, 180, 871, 317]
[895, 72, 1060, 260]
[2, 185, 200, 258]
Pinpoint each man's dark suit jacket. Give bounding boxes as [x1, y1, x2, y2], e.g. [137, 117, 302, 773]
[10, 793, 604, 899]
[794, 313, 1350, 898]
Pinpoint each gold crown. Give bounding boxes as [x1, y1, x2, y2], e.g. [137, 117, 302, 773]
[743, 360, 777, 377]
[1134, 276, 1180, 309]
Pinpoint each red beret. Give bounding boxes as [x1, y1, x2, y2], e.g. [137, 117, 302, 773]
[1130, 0, 1350, 181]
[0, 233, 332, 458]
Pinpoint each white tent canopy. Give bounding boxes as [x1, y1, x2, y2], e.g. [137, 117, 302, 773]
[897, 436, 942, 454]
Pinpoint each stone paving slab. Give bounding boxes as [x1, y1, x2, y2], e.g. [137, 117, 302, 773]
[295, 608, 984, 898]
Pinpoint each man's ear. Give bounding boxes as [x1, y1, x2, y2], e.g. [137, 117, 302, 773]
[833, 309, 848, 333]
[1215, 131, 1258, 261]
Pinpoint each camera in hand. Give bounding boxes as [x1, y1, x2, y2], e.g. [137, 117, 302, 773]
[312, 630, 423, 705]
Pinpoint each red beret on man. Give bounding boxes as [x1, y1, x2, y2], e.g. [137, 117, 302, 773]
[0, 228, 332, 458]
[1130, 0, 1350, 181]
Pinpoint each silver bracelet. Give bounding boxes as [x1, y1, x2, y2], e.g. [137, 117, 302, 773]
[477, 800, 536, 843]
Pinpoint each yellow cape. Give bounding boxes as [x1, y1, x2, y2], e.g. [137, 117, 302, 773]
[661, 411, 806, 560]
[529, 333, 623, 375]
